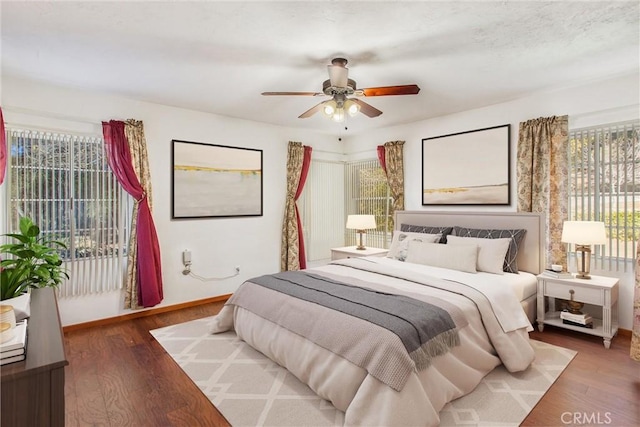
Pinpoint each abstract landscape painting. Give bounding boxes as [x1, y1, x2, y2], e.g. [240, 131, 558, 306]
[422, 125, 510, 205]
[172, 140, 263, 218]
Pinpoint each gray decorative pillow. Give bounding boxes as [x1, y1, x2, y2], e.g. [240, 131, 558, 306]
[452, 226, 526, 273]
[388, 231, 442, 261]
[400, 224, 453, 243]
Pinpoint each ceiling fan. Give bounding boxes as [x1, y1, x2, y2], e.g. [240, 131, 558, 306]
[262, 58, 420, 122]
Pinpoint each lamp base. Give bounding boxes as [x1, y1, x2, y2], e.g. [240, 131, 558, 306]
[356, 230, 366, 250]
[575, 245, 592, 280]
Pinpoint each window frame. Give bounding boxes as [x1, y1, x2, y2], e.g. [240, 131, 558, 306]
[567, 120, 639, 268]
[344, 158, 393, 249]
[3, 127, 133, 296]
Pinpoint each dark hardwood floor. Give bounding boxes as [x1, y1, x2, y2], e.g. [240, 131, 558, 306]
[64, 301, 229, 427]
[64, 302, 640, 427]
[523, 328, 639, 427]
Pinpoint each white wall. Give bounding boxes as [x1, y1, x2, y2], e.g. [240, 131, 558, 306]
[1, 76, 341, 326]
[3, 73, 638, 330]
[344, 72, 640, 330]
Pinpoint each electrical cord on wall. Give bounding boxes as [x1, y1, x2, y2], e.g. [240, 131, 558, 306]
[182, 264, 240, 282]
[181, 250, 240, 281]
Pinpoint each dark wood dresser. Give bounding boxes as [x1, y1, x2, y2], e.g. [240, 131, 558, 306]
[1, 287, 68, 427]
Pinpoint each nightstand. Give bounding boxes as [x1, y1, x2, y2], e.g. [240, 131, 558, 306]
[536, 273, 619, 348]
[330, 246, 389, 261]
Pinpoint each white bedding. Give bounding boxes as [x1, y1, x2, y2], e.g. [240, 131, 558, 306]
[210, 257, 535, 426]
[325, 257, 533, 334]
[371, 257, 538, 309]
[508, 271, 538, 301]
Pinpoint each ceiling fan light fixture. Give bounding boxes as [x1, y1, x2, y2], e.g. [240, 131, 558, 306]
[331, 108, 345, 123]
[345, 99, 360, 117]
[261, 57, 420, 122]
[323, 100, 337, 117]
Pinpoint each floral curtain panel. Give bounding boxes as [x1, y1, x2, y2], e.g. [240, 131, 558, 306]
[125, 120, 154, 210]
[384, 141, 405, 213]
[102, 120, 163, 309]
[517, 115, 569, 269]
[376, 145, 386, 174]
[632, 240, 640, 361]
[377, 140, 405, 213]
[281, 141, 312, 271]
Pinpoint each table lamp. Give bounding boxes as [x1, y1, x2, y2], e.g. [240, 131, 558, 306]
[561, 220, 607, 280]
[346, 215, 377, 250]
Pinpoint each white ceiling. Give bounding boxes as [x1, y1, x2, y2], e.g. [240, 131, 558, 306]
[2, 1, 638, 136]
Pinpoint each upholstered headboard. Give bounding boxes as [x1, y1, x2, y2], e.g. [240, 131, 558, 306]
[394, 211, 545, 274]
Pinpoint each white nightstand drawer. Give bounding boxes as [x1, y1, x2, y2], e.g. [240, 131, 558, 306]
[331, 251, 352, 260]
[544, 281, 603, 305]
[330, 246, 389, 261]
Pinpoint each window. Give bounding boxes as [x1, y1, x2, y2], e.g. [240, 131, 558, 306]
[344, 159, 393, 249]
[568, 120, 639, 269]
[299, 158, 393, 263]
[299, 160, 345, 262]
[5, 129, 132, 296]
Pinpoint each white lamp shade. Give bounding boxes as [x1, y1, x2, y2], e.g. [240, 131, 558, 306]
[346, 215, 376, 230]
[561, 221, 607, 245]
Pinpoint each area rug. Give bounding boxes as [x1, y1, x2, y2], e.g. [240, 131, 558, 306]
[151, 317, 576, 427]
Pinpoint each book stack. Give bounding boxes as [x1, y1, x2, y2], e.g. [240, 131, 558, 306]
[560, 311, 593, 328]
[0, 319, 28, 365]
[541, 269, 573, 279]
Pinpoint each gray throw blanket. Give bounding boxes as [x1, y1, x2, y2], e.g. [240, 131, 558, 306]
[249, 271, 460, 371]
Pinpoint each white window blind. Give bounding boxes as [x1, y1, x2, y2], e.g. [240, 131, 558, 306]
[344, 159, 393, 249]
[299, 160, 345, 261]
[568, 120, 639, 270]
[5, 129, 132, 296]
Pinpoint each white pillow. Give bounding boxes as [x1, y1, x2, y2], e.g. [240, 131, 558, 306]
[387, 231, 441, 261]
[405, 240, 478, 273]
[446, 235, 511, 274]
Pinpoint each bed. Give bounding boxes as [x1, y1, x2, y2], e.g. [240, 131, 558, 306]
[210, 211, 545, 426]
[394, 210, 544, 325]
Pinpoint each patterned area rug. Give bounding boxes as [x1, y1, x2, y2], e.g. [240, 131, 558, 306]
[151, 317, 576, 427]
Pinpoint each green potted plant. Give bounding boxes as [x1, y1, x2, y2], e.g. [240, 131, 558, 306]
[1, 216, 69, 301]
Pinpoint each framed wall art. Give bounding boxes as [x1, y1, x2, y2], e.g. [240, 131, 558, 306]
[422, 124, 511, 205]
[171, 140, 263, 219]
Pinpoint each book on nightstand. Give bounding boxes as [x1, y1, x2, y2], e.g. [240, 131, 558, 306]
[560, 311, 592, 324]
[0, 353, 26, 365]
[541, 269, 573, 279]
[0, 319, 27, 365]
[562, 319, 594, 328]
[560, 311, 593, 328]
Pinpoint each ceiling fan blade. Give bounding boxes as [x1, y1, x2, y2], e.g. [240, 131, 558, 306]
[328, 65, 349, 88]
[262, 91, 324, 96]
[360, 85, 421, 97]
[298, 102, 325, 119]
[351, 99, 383, 118]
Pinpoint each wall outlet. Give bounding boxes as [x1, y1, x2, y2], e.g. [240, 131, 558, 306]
[182, 250, 192, 266]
